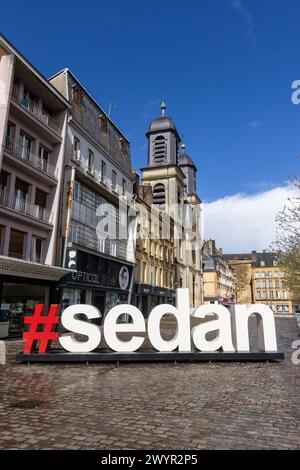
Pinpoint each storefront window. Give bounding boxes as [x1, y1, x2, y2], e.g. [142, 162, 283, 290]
[0, 283, 49, 338]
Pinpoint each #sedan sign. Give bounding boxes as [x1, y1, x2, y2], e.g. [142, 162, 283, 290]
[16, 289, 284, 363]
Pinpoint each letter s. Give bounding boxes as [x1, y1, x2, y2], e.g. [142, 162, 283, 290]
[59, 305, 101, 353]
[291, 80, 300, 105]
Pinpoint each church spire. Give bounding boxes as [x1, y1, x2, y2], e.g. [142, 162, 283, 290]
[160, 100, 167, 117]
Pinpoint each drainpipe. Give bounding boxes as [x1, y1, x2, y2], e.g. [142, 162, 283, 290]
[62, 165, 75, 268]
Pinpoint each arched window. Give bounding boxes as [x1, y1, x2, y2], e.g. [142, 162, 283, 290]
[153, 183, 166, 209]
[153, 135, 166, 163]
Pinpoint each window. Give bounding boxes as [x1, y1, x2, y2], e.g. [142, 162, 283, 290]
[280, 272, 285, 278]
[268, 271, 272, 278]
[72, 85, 83, 106]
[72, 137, 81, 162]
[262, 280, 266, 288]
[283, 291, 288, 300]
[255, 272, 260, 279]
[153, 135, 166, 163]
[282, 280, 286, 288]
[87, 150, 94, 174]
[122, 179, 127, 196]
[269, 280, 273, 288]
[119, 137, 127, 156]
[153, 183, 166, 208]
[35, 189, 47, 220]
[276, 291, 280, 300]
[22, 88, 35, 111]
[97, 236, 105, 253]
[256, 281, 261, 288]
[101, 161, 106, 183]
[274, 271, 278, 278]
[0, 171, 8, 197]
[6, 122, 15, 149]
[263, 291, 267, 300]
[261, 272, 266, 278]
[260, 261, 265, 267]
[32, 237, 43, 263]
[9, 229, 25, 259]
[111, 170, 117, 192]
[39, 146, 49, 172]
[99, 114, 108, 134]
[19, 132, 33, 161]
[257, 291, 261, 300]
[73, 181, 81, 201]
[69, 225, 78, 243]
[110, 240, 117, 257]
[14, 178, 29, 211]
[270, 291, 274, 299]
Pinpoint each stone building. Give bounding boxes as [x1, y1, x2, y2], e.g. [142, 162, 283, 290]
[49, 69, 136, 316]
[132, 178, 175, 315]
[224, 251, 293, 314]
[203, 240, 236, 304]
[140, 102, 203, 308]
[0, 34, 70, 338]
[251, 251, 292, 314]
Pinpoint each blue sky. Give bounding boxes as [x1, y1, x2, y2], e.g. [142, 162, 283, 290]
[2, 0, 300, 250]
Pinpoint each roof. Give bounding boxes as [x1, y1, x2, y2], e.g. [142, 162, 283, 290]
[179, 153, 196, 168]
[252, 252, 278, 268]
[146, 116, 180, 140]
[223, 253, 252, 261]
[49, 68, 130, 144]
[0, 33, 69, 108]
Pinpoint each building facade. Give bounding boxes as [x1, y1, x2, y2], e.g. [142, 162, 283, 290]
[222, 253, 253, 304]
[133, 179, 175, 316]
[49, 69, 136, 317]
[140, 102, 203, 308]
[203, 240, 236, 304]
[224, 251, 293, 314]
[0, 35, 70, 338]
[251, 251, 292, 314]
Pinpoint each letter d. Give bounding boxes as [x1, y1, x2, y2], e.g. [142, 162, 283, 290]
[148, 288, 191, 352]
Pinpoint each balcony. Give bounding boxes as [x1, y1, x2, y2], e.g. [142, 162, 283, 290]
[11, 85, 62, 135]
[4, 139, 57, 179]
[0, 190, 53, 224]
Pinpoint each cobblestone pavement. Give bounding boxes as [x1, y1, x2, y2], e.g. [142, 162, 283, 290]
[0, 318, 299, 450]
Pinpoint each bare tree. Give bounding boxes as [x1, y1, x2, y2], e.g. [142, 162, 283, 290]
[273, 179, 300, 302]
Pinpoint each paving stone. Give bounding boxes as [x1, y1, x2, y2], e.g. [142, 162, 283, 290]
[0, 317, 299, 449]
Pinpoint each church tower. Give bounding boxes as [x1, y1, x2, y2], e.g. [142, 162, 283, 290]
[141, 101, 185, 212]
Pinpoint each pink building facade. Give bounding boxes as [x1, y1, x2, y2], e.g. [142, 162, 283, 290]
[0, 35, 69, 338]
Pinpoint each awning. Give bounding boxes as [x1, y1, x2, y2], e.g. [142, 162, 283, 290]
[0, 256, 73, 281]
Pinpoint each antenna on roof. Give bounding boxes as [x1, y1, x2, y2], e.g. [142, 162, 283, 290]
[108, 102, 118, 118]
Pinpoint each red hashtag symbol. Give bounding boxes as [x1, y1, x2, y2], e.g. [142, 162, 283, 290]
[23, 304, 60, 353]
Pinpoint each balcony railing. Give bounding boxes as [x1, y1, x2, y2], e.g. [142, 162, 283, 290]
[11, 84, 62, 135]
[0, 251, 42, 263]
[0, 190, 53, 224]
[4, 139, 57, 178]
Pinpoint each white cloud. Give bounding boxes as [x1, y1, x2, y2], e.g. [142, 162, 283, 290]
[231, 0, 256, 44]
[248, 119, 262, 128]
[203, 184, 298, 253]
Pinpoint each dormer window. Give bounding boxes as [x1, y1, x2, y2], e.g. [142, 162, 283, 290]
[119, 137, 128, 156]
[72, 85, 83, 106]
[153, 135, 166, 163]
[99, 114, 108, 134]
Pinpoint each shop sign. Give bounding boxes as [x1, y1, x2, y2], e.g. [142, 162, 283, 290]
[17, 289, 283, 362]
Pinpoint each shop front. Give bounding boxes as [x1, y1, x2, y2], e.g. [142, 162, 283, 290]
[134, 283, 176, 317]
[0, 257, 70, 339]
[60, 248, 134, 320]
